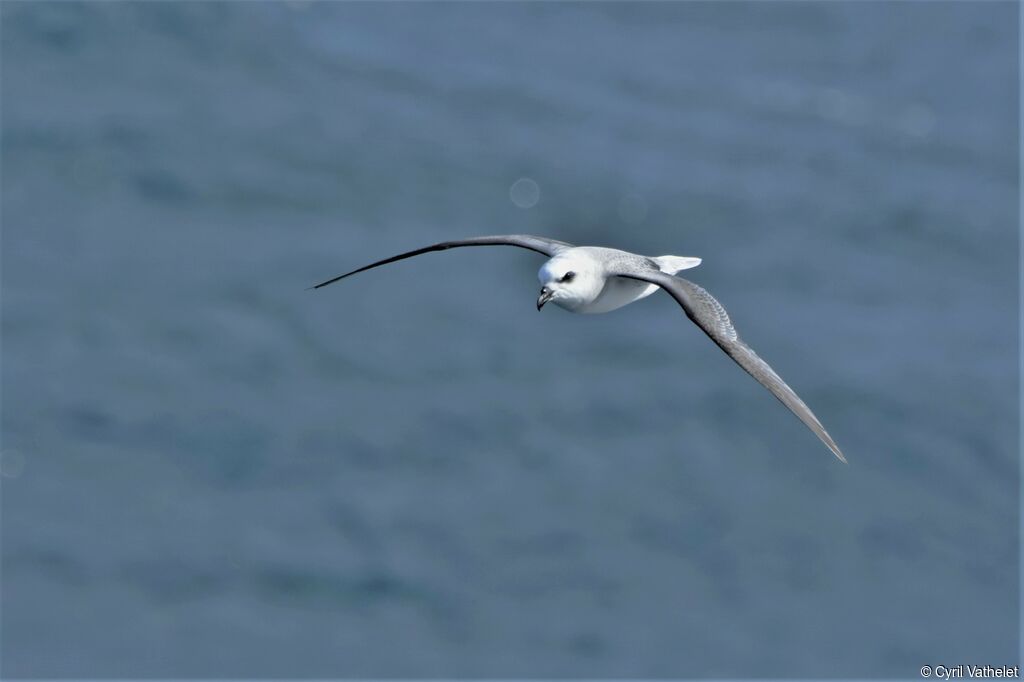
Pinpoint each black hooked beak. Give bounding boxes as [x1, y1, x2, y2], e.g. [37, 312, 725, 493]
[537, 286, 554, 311]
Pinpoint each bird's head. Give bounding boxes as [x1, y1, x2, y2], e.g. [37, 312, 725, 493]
[536, 254, 603, 312]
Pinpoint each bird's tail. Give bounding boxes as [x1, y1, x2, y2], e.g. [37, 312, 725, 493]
[653, 255, 702, 274]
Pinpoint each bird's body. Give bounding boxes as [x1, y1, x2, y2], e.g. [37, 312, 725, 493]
[539, 246, 701, 313]
[311, 234, 847, 463]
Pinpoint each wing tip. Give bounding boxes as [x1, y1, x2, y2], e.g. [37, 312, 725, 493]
[829, 443, 849, 464]
[308, 273, 349, 290]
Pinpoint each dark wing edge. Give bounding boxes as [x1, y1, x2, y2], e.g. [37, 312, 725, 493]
[618, 270, 847, 464]
[309, 235, 573, 290]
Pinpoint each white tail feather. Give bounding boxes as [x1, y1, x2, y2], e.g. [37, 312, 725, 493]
[653, 255, 702, 274]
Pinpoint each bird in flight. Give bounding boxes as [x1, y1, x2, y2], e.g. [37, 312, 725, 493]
[311, 235, 846, 463]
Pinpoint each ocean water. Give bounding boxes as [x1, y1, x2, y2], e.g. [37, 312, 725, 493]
[1, 2, 1018, 677]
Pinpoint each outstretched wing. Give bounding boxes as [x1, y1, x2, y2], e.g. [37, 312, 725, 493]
[310, 235, 573, 290]
[616, 269, 847, 463]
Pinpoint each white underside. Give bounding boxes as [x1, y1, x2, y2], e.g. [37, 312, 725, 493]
[574, 277, 660, 313]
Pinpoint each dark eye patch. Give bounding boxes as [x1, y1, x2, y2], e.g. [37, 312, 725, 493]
[561, 271, 576, 283]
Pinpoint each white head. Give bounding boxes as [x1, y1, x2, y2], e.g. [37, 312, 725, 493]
[536, 253, 605, 312]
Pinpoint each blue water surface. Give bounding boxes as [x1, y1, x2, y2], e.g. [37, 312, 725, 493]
[1, 2, 1018, 677]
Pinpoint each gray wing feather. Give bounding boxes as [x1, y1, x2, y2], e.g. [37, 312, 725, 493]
[311, 235, 573, 290]
[617, 270, 847, 463]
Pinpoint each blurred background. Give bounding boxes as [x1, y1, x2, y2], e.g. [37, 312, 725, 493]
[1, 1, 1018, 678]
